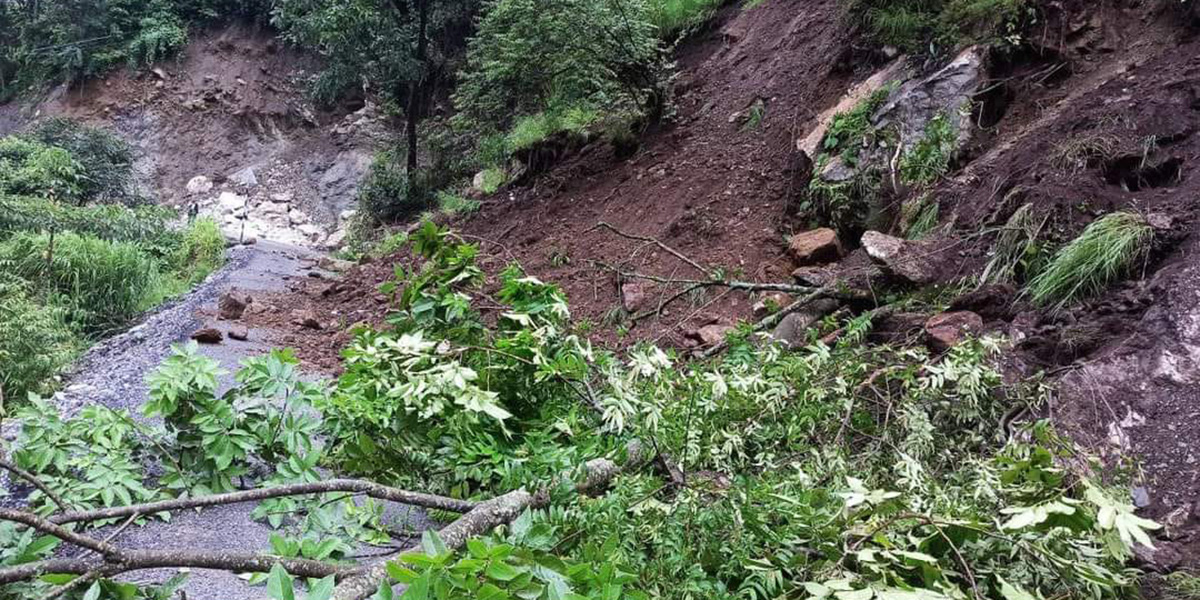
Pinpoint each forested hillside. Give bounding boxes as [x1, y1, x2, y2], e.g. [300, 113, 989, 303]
[2, 1, 1200, 599]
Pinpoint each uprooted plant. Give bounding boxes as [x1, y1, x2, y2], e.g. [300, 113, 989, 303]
[0, 223, 1163, 600]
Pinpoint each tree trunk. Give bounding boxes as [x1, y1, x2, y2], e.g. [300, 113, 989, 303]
[406, 0, 429, 175]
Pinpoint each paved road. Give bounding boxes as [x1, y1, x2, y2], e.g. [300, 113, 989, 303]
[2, 241, 429, 599]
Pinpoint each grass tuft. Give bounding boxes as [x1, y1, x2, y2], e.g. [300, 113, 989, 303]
[980, 202, 1046, 286]
[1026, 211, 1152, 309]
[649, 0, 724, 37]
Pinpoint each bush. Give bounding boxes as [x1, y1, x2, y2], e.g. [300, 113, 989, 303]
[454, 0, 663, 135]
[0, 195, 177, 254]
[845, 0, 1028, 52]
[649, 0, 724, 37]
[0, 137, 84, 202]
[172, 218, 226, 285]
[357, 151, 435, 224]
[0, 277, 79, 401]
[0, 231, 158, 335]
[1026, 212, 1153, 309]
[25, 119, 141, 205]
[126, 13, 189, 69]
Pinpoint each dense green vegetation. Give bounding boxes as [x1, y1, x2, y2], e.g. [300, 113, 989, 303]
[0, 121, 223, 401]
[1026, 212, 1153, 310]
[0, 0, 271, 100]
[0, 223, 1160, 600]
[844, 0, 1030, 53]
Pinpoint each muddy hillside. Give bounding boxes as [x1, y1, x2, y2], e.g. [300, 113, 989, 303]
[0, 23, 387, 248]
[258, 0, 1200, 569]
[4, 0, 1200, 597]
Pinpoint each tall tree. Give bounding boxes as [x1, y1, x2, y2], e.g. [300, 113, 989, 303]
[273, 0, 476, 174]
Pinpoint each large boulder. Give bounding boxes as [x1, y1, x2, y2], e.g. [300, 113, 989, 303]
[860, 231, 939, 284]
[217, 290, 253, 320]
[218, 192, 246, 213]
[788, 228, 843, 266]
[191, 325, 223, 344]
[872, 46, 983, 153]
[622, 282, 651, 313]
[924, 311, 984, 352]
[185, 175, 213, 195]
[809, 47, 984, 189]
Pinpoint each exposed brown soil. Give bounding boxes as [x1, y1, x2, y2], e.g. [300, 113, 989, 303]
[0, 22, 380, 224]
[225, 0, 1200, 569]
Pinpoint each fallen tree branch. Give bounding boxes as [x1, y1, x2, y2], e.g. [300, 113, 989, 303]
[0, 455, 69, 513]
[332, 449, 646, 600]
[587, 222, 711, 277]
[699, 286, 839, 359]
[595, 262, 832, 296]
[0, 550, 348, 585]
[51, 479, 477, 525]
[0, 509, 120, 559]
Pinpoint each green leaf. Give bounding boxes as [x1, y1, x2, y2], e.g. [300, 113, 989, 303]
[267, 564, 296, 600]
[82, 581, 101, 600]
[997, 577, 1037, 600]
[421, 530, 449, 558]
[307, 576, 335, 600]
[374, 582, 395, 600]
[486, 560, 522, 582]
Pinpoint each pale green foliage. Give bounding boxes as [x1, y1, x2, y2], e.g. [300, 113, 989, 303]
[171, 217, 226, 284]
[0, 231, 159, 335]
[505, 107, 598, 152]
[454, 0, 663, 135]
[649, 0, 723, 37]
[900, 112, 957, 185]
[845, 0, 1029, 52]
[1026, 212, 1153, 309]
[980, 202, 1046, 286]
[126, 13, 189, 68]
[436, 191, 480, 215]
[0, 278, 79, 400]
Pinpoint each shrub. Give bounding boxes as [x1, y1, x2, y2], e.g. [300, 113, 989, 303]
[436, 192, 480, 216]
[1026, 212, 1152, 309]
[0, 196, 177, 254]
[0, 231, 158, 335]
[0, 277, 79, 401]
[899, 112, 957, 185]
[649, 0, 724, 38]
[845, 0, 1028, 52]
[126, 12, 189, 69]
[171, 217, 226, 285]
[454, 0, 663, 134]
[25, 119, 141, 205]
[357, 151, 435, 224]
[0, 137, 84, 202]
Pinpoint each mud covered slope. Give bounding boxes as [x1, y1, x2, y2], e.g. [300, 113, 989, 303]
[453, 0, 858, 345]
[268, 0, 1200, 569]
[0, 23, 386, 247]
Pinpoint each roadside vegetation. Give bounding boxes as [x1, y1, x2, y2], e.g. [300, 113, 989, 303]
[0, 120, 223, 401]
[844, 0, 1031, 53]
[0, 223, 1161, 600]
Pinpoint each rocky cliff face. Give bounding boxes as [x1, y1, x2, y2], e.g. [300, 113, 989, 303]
[0, 22, 389, 248]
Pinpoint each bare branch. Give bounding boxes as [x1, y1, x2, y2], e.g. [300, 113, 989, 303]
[587, 222, 712, 277]
[0, 456, 69, 513]
[51, 479, 477, 526]
[0, 509, 121, 558]
[0, 550, 347, 586]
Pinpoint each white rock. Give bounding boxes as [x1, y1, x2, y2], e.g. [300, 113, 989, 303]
[186, 175, 213, 195]
[257, 201, 288, 215]
[298, 224, 324, 241]
[271, 192, 294, 203]
[288, 209, 310, 225]
[339, 209, 358, 222]
[218, 191, 246, 212]
[325, 229, 347, 249]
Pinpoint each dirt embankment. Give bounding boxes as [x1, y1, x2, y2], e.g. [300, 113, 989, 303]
[258, 0, 1200, 569]
[0, 22, 388, 247]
